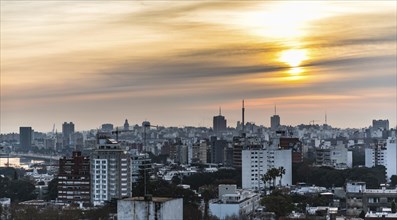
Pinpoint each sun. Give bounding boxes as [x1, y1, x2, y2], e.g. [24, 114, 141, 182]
[279, 49, 308, 67]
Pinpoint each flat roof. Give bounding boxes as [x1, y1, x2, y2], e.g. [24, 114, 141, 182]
[121, 197, 177, 202]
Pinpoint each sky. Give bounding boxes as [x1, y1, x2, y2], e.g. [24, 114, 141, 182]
[1, 1, 396, 133]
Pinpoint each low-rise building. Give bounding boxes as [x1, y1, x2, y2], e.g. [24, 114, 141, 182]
[209, 184, 260, 219]
[117, 197, 183, 220]
[346, 182, 397, 216]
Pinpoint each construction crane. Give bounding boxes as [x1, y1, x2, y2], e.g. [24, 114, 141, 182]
[142, 121, 158, 152]
[111, 127, 128, 142]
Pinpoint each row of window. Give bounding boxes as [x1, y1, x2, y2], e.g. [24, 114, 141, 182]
[58, 181, 90, 185]
[58, 191, 89, 194]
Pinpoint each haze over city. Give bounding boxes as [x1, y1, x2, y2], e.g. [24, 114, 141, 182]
[1, 1, 396, 133]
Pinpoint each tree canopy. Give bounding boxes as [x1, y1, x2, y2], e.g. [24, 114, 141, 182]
[261, 189, 294, 217]
[293, 162, 386, 188]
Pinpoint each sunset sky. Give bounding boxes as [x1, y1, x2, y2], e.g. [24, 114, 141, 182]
[1, 1, 396, 133]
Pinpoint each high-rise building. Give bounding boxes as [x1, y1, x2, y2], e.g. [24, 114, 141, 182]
[270, 105, 280, 130]
[232, 136, 262, 170]
[365, 137, 396, 179]
[19, 127, 32, 150]
[279, 137, 303, 163]
[213, 108, 227, 134]
[210, 137, 227, 164]
[242, 148, 292, 190]
[91, 133, 131, 206]
[192, 140, 208, 164]
[62, 122, 75, 147]
[62, 122, 75, 137]
[130, 153, 151, 185]
[372, 119, 389, 130]
[124, 119, 130, 131]
[57, 151, 91, 206]
[270, 115, 280, 130]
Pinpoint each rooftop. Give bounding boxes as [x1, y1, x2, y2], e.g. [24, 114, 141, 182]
[121, 197, 176, 203]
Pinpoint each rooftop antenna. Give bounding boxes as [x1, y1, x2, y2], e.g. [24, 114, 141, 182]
[219, 106, 221, 116]
[325, 111, 328, 125]
[242, 100, 245, 133]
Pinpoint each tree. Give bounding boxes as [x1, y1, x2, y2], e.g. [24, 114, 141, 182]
[264, 167, 285, 188]
[359, 210, 366, 218]
[261, 189, 294, 218]
[391, 175, 397, 187]
[392, 201, 396, 213]
[45, 178, 58, 200]
[13, 170, 18, 180]
[278, 167, 286, 186]
[262, 173, 272, 194]
[0, 176, 36, 203]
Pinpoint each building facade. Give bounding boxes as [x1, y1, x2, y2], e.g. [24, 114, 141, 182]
[365, 137, 397, 179]
[117, 197, 183, 220]
[211, 138, 228, 164]
[213, 114, 227, 134]
[373, 120, 389, 131]
[19, 127, 32, 151]
[57, 151, 91, 206]
[346, 182, 397, 216]
[209, 184, 260, 219]
[242, 148, 292, 189]
[270, 115, 280, 130]
[130, 153, 151, 185]
[191, 140, 208, 164]
[62, 122, 75, 147]
[315, 144, 351, 169]
[91, 134, 131, 206]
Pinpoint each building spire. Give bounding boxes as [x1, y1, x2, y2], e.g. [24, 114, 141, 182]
[274, 104, 277, 115]
[219, 106, 221, 116]
[325, 111, 327, 125]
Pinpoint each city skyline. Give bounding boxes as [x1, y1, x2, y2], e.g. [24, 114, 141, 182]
[1, 1, 396, 133]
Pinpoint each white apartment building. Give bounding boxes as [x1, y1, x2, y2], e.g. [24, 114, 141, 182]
[242, 148, 292, 190]
[316, 144, 352, 169]
[365, 137, 397, 180]
[91, 135, 131, 206]
[209, 184, 260, 219]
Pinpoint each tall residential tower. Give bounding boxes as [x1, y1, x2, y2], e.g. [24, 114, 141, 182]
[91, 133, 131, 206]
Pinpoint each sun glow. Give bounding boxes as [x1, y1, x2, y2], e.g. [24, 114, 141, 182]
[237, 2, 330, 40]
[279, 49, 308, 67]
[288, 67, 304, 75]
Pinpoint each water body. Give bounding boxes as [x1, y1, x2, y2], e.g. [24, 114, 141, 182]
[0, 157, 45, 169]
